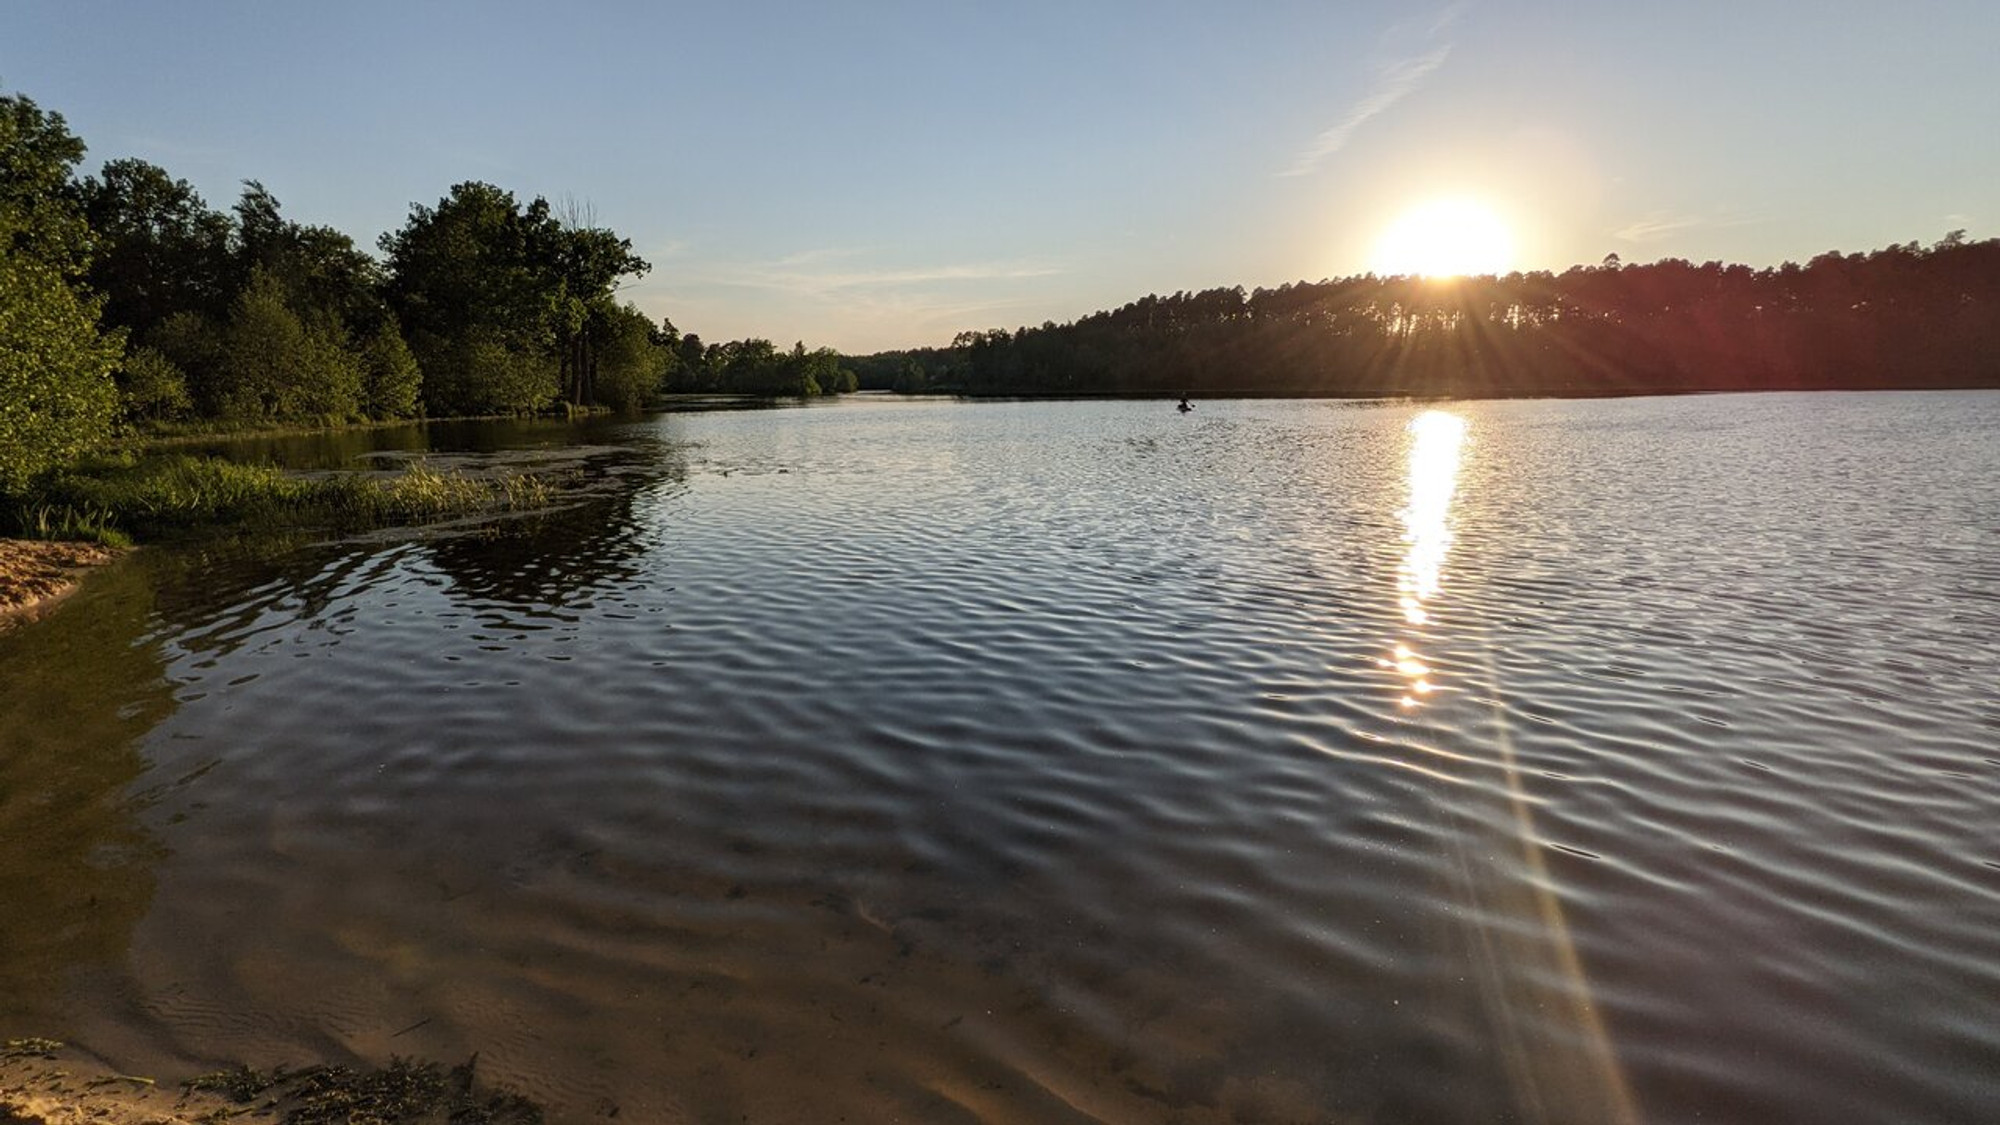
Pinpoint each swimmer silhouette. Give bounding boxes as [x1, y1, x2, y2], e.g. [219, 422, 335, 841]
[1177, 397, 1193, 413]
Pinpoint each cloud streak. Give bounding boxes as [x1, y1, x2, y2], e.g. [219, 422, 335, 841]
[1282, 42, 1452, 178]
[1611, 212, 1763, 243]
[711, 257, 1063, 299]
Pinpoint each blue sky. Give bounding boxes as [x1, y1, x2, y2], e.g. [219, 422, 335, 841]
[7, 1, 1996, 351]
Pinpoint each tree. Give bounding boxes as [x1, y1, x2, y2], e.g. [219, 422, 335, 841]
[116, 345, 192, 422]
[673, 333, 708, 391]
[380, 183, 652, 412]
[418, 325, 558, 416]
[233, 180, 385, 335]
[0, 91, 119, 491]
[214, 268, 360, 420]
[359, 321, 422, 418]
[794, 344, 854, 394]
[79, 158, 233, 337]
[148, 310, 226, 413]
[592, 302, 668, 410]
[531, 201, 649, 407]
[0, 237, 122, 488]
[380, 182, 562, 414]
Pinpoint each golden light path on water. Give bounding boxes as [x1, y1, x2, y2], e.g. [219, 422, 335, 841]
[1390, 410, 1466, 706]
[1382, 408, 1641, 1125]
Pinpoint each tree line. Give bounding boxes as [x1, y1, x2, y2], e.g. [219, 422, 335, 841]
[1, 87, 854, 492]
[848, 238, 2000, 398]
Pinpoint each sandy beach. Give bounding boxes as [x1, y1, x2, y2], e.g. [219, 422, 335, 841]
[2, 1041, 271, 1125]
[1, 1040, 543, 1125]
[0, 540, 121, 627]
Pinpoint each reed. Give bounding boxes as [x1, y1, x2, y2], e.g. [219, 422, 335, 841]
[6, 454, 560, 542]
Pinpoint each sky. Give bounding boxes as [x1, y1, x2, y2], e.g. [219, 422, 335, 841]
[7, 0, 1998, 352]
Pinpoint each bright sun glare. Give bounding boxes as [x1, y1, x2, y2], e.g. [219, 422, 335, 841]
[1371, 199, 1516, 279]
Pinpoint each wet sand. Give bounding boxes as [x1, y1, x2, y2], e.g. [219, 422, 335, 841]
[2, 1040, 271, 1125]
[0, 541, 121, 627]
[0, 1040, 541, 1125]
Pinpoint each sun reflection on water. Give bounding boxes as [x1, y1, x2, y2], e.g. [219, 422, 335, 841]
[1391, 410, 1466, 706]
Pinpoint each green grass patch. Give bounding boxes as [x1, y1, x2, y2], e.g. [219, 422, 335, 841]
[6, 453, 558, 543]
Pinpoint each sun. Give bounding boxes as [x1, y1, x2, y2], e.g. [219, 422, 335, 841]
[1371, 198, 1516, 279]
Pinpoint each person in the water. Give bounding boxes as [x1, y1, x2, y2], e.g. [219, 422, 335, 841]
[1177, 396, 1193, 413]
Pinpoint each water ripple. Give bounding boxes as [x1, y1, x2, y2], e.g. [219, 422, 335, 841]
[3, 393, 1997, 1123]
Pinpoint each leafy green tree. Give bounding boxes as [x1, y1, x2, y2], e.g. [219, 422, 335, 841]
[802, 346, 857, 393]
[530, 202, 650, 406]
[381, 183, 652, 412]
[215, 268, 361, 420]
[359, 321, 422, 418]
[0, 238, 122, 488]
[592, 302, 667, 410]
[233, 180, 386, 335]
[0, 92, 91, 271]
[214, 268, 310, 418]
[418, 325, 558, 416]
[0, 91, 119, 491]
[147, 310, 226, 413]
[711, 338, 786, 394]
[380, 182, 561, 414]
[116, 345, 192, 421]
[79, 158, 233, 337]
[673, 333, 708, 391]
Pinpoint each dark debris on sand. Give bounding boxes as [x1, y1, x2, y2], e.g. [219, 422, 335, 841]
[2, 1040, 545, 1125]
[184, 1056, 542, 1125]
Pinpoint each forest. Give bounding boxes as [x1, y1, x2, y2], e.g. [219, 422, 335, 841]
[10, 80, 2000, 495]
[849, 237, 2000, 398]
[1, 88, 852, 492]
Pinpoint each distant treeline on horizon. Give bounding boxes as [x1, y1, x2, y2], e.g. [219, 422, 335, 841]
[848, 236, 2000, 398]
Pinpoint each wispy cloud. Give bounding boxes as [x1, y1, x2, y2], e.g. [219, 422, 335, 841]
[771, 246, 862, 268]
[1416, 0, 1472, 39]
[711, 256, 1063, 299]
[1612, 212, 1763, 243]
[1281, 5, 1463, 178]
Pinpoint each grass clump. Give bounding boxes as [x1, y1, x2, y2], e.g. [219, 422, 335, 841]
[33, 452, 313, 530]
[9, 501, 130, 548]
[6, 453, 557, 543]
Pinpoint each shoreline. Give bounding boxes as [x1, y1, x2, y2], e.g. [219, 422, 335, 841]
[1, 1041, 257, 1125]
[0, 1040, 542, 1125]
[0, 540, 124, 628]
[132, 406, 621, 450]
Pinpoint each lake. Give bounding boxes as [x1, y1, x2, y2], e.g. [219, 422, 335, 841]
[3, 392, 1997, 1124]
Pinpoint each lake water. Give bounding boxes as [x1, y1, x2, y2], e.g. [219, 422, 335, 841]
[3, 392, 1997, 1124]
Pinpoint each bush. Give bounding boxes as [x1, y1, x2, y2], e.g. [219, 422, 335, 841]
[117, 345, 192, 421]
[361, 321, 422, 418]
[0, 252, 121, 491]
[0, 93, 122, 492]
